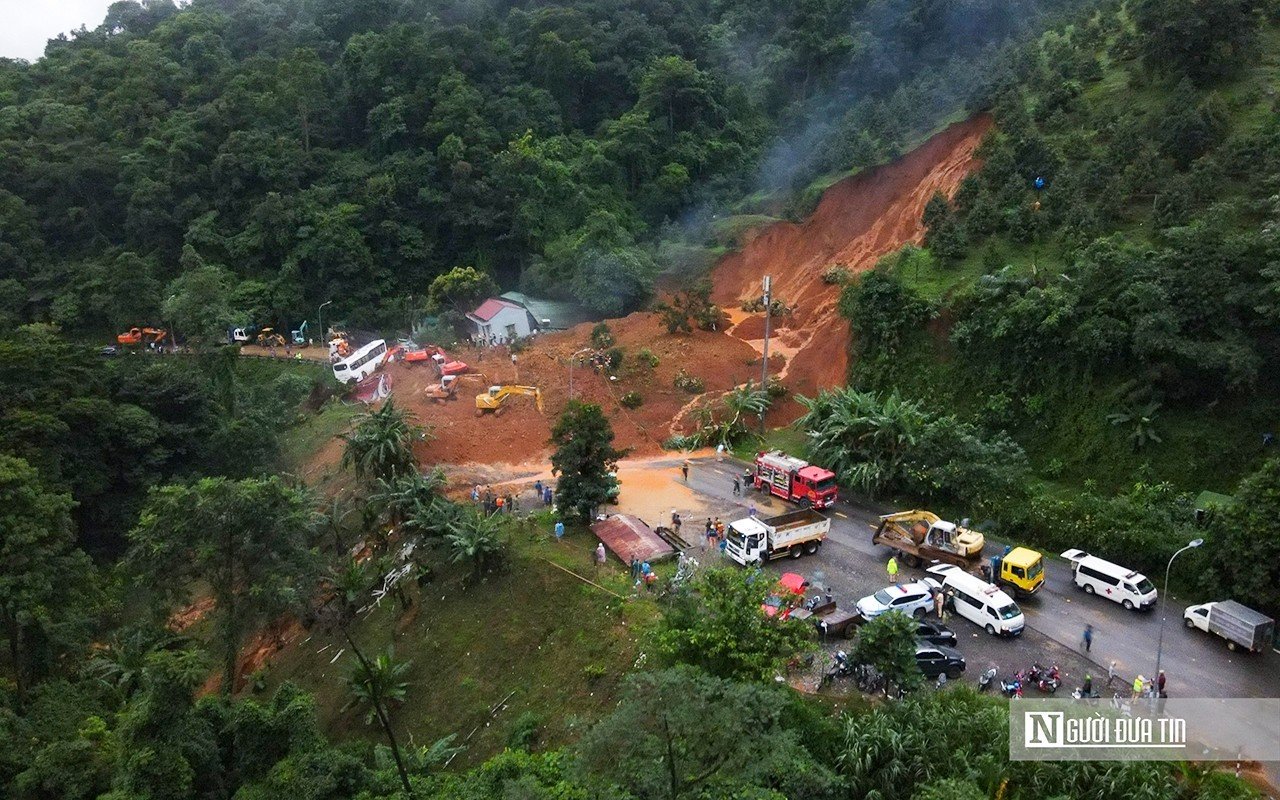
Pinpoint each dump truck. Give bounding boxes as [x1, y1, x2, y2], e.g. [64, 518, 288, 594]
[1184, 600, 1275, 653]
[986, 546, 1045, 598]
[724, 508, 830, 566]
[872, 510, 985, 570]
[752, 451, 838, 509]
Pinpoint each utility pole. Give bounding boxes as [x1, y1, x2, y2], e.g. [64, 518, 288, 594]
[759, 275, 772, 435]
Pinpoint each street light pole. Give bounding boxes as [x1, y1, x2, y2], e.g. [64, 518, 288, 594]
[318, 300, 333, 344]
[1154, 537, 1204, 695]
[758, 275, 772, 435]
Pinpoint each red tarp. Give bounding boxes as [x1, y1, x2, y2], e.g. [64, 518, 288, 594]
[590, 515, 675, 565]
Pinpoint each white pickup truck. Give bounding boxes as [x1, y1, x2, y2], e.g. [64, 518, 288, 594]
[1184, 600, 1275, 653]
[724, 508, 829, 566]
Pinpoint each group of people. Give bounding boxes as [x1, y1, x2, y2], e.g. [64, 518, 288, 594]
[471, 484, 518, 515]
[628, 556, 657, 590]
[703, 517, 727, 554]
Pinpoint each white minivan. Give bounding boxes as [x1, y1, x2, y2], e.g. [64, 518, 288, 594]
[926, 564, 1025, 637]
[1059, 549, 1157, 611]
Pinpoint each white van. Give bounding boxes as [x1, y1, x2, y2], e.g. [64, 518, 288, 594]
[1059, 549, 1157, 611]
[926, 564, 1025, 637]
[332, 339, 388, 384]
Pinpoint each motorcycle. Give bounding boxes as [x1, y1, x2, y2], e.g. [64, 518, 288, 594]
[1026, 662, 1060, 693]
[1072, 686, 1100, 701]
[1000, 671, 1024, 698]
[823, 650, 854, 685]
[977, 667, 997, 692]
[1036, 664, 1061, 693]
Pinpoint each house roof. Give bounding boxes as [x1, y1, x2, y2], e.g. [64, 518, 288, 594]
[590, 515, 675, 564]
[499, 291, 594, 330]
[469, 298, 524, 322]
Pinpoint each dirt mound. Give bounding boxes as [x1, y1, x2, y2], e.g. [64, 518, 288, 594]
[714, 115, 993, 411]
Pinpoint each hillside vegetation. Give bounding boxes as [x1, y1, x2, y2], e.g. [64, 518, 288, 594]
[825, 0, 1280, 615]
[0, 0, 1088, 336]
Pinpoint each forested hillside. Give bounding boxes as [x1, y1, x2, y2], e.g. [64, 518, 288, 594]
[829, 0, 1280, 614]
[1, 0, 1085, 334]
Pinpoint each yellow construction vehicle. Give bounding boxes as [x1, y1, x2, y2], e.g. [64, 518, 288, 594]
[475, 385, 543, 416]
[873, 510, 986, 569]
[256, 327, 287, 347]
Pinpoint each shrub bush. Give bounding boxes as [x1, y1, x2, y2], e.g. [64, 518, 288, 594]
[590, 322, 614, 349]
[620, 391, 643, 409]
[674, 370, 705, 393]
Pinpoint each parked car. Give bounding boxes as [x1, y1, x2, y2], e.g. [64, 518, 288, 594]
[761, 572, 809, 619]
[915, 643, 966, 679]
[914, 619, 958, 647]
[856, 580, 940, 620]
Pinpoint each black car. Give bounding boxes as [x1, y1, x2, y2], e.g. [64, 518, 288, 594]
[914, 619, 958, 647]
[915, 643, 966, 679]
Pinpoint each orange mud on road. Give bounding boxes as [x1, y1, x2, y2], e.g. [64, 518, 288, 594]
[715, 115, 993, 413]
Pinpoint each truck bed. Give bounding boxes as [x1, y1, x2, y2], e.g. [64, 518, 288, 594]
[763, 508, 828, 531]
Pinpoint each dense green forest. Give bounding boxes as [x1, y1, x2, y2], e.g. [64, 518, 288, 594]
[1, 0, 1087, 335]
[1, 0, 1275, 798]
[822, 0, 1280, 615]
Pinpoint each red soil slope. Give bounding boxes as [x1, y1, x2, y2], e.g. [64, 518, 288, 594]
[714, 115, 993, 408]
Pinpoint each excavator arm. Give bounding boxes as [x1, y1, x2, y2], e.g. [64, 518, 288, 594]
[475, 385, 543, 414]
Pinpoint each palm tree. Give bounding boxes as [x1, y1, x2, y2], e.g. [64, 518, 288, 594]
[88, 626, 186, 703]
[344, 647, 414, 797]
[370, 468, 446, 528]
[1108, 401, 1162, 451]
[315, 492, 361, 555]
[445, 511, 506, 581]
[341, 399, 429, 484]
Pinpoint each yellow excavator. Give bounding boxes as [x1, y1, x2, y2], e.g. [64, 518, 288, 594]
[256, 327, 287, 347]
[475, 385, 543, 416]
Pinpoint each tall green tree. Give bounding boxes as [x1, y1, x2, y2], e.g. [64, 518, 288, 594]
[425, 266, 498, 315]
[340, 399, 426, 485]
[445, 510, 506, 582]
[162, 257, 237, 347]
[1202, 459, 1280, 617]
[343, 647, 414, 798]
[852, 610, 923, 695]
[576, 666, 836, 800]
[0, 455, 95, 701]
[657, 568, 812, 682]
[548, 400, 627, 520]
[126, 477, 317, 693]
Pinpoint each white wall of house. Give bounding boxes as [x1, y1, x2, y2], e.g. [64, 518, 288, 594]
[472, 305, 531, 343]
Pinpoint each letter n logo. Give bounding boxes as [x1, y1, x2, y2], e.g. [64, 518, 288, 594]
[1025, 712, 1063, 748]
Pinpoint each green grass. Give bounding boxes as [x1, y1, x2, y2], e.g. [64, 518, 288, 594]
[257, 521, 661, 768]
[736, 427, 811, 462]
[276, 400, 359, 474]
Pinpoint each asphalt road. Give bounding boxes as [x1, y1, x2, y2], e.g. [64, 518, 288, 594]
[676, 457, 1280, 702]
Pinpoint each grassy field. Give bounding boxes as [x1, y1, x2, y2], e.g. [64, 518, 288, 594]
[257, 516, 663, 768]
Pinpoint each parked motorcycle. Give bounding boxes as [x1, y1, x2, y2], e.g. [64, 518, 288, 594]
[978, 667, 997, 692]
[1000, 672, 1024, 698]
[823, 650, 854, 685]
[1026, 662, 1060, 693]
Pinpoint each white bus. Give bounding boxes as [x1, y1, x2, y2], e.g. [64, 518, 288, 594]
[332, 339, 388, 384]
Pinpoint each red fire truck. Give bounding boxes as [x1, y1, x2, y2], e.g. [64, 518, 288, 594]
[752, 451, 838, 509]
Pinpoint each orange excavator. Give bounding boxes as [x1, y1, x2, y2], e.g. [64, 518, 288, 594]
[117, 327, 167, 347]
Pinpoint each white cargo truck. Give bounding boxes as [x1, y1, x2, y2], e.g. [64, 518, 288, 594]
[724, 508, 829, 566]
[1183, 600, 1275, 653]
